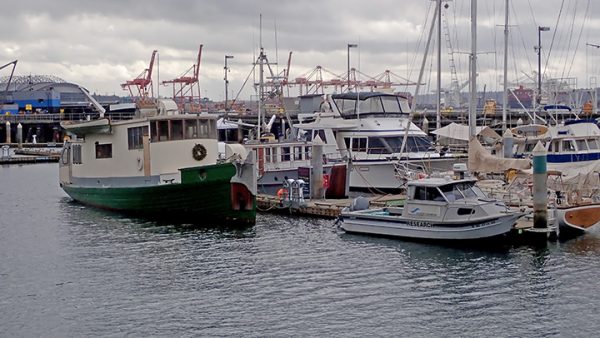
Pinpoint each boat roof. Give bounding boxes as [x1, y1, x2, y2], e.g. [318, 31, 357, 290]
[148, 113, 217, 121]
[407, 177, 477, 188]
[293, 118, 358, 130]
[331, 92, 406, 101]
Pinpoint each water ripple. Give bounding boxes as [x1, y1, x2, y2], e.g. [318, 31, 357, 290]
[2, 164, 600, 336]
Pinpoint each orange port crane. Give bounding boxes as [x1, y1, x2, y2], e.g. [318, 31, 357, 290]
[121, 50, 157, 103]
[162, 45, 203, 112]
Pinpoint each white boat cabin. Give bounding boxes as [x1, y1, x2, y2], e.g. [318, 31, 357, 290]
[59, 114, 241, 186]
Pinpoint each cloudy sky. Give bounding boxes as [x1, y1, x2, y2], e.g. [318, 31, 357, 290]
[2, 0, 599, 101]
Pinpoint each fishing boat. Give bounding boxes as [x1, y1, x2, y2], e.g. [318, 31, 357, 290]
[58, 107, 256, 226]
[339, 177, 523, 240]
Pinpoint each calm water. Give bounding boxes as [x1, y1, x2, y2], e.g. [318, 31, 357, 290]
[2, 163, 600, 337]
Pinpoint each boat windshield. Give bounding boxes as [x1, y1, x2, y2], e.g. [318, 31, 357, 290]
[439, 182, 486, 201]
[367, 136, 431, 154]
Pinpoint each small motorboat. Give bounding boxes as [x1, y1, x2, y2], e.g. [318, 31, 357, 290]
[339, 177, 524, 241]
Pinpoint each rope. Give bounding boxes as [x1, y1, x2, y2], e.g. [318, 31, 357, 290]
[566, 0, 592, 79]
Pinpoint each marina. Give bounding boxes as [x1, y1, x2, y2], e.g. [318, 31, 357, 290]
[3, 0, 600, 335]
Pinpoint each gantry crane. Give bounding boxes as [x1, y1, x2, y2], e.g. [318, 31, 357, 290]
[162, 45, 203, 112]
[121, 50, 157, 103]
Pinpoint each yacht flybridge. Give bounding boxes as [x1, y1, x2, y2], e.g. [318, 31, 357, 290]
[296, 92, 466, 191]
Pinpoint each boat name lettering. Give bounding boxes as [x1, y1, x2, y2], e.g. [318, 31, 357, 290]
[407, 220, 433, 227]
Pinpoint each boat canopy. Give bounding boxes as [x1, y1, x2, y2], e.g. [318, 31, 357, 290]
[431, 122, 500, 146]
[331, 92, 410, 119]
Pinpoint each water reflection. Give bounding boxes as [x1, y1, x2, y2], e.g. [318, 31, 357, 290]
[59, 197, 256, 238]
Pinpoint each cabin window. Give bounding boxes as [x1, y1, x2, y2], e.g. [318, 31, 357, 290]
[588, 139, 599, 150]
[406, 136, 431, 152]
[128, 126, 148, 150]
[562, 140, 575, 152]
[351, 137, 367, 152]
[95, 143, 112, 159]
[72, 144, 82, 164]
[344, 138, 351, 150]
[576, 140, 588, 151]
[547, 142, 553, 152]
[439, 184, 461, 202]
[185, 120, 198, 139]
[457, 208, 475, 215]
[358, 97, 384, 114]
[294, 146, 303, 160]
[282, 146, 291, 161]
[381, 96, 401, 113]
[199, 120, 209, 138]
[367, 137, 392, 154]
[272, 147, 278, 163]
[413, 186, 427, 200]
[335, 98, 356, 116]
[265, 148, 272, 162]
[551, 141, 560, 153]
[60, 146, 71, 164]
[171, 120, 183, 140]
[156, 121, 169, 142]
[413, 186, 444, 201]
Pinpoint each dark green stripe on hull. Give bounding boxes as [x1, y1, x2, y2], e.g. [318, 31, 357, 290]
[62, 163, 256, 226]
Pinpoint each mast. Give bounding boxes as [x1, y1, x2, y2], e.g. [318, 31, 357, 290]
[502, 0, 509, 133]
[258, 14, 263, 138]
[399, 3, 439, 157]
[436, 0, 442, 132]
[469, 0, 477, 138]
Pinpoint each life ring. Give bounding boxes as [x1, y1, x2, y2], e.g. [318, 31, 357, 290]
[192, 144, 207, 161]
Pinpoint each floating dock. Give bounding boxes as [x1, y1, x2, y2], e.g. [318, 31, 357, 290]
[256, 194, 406, 218]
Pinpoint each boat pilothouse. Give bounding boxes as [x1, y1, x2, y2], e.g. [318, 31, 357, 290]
[297, 92, 465, 191]
[328, 92, 432, 157]
[513, 120, 600, 169]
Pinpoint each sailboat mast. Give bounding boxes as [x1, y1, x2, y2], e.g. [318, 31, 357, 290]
[469, 0, 477, 138]
[258, 14, 263, 138]
[436, 0, 442, 132]
[399, 2, 439, 157]
[502, 0, 509, 133]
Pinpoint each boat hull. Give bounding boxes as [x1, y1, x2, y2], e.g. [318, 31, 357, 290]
[62, 163, 256, 226]
[341, 210, 520, 240]
[556, 204, 600, 233]
[350, 156, 464, 191]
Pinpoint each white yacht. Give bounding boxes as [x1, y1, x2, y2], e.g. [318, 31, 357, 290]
[513, 120, 600, 171]
[296, 92, 466, 191]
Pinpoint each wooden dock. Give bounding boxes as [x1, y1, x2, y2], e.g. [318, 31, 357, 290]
[256, 194, 406, 218]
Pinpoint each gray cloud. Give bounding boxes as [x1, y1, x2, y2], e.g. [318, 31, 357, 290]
[2, 0, 598, 100]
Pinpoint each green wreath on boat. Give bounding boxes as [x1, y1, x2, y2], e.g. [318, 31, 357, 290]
[192, 144, 207, 161]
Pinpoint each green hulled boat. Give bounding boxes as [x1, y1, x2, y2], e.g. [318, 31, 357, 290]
[59, 108, 256, 226]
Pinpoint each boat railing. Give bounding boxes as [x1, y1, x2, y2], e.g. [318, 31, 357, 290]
[0, 111, 136, 123]
[255, 147, 344, 170]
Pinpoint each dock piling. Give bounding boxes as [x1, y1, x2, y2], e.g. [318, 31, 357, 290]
[5, 121, 10, 144]
[17, 123, 22, 149]
[532, 141, 548, 229]
[502, 128, 513, 158]
[311, 136, 324, 200]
